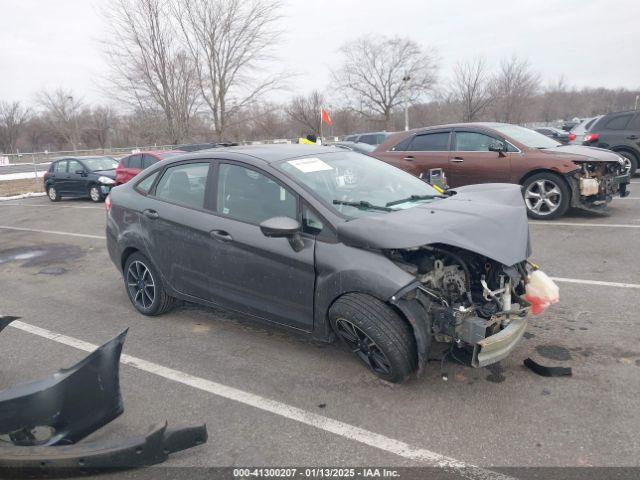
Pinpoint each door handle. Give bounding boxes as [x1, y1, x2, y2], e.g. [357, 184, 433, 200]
[450, 157, 464, 163]
[626, 135, 638, 140]
[403, 155, 414, 161]
[143, 209, 159, 220]
[209, 230, 233, 242]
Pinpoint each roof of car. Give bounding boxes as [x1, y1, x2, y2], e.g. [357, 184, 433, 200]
[185, 144, 343, 163]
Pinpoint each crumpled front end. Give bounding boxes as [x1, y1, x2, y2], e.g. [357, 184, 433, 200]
[566, 160, 630, 213]
[388, 246, 559, 372]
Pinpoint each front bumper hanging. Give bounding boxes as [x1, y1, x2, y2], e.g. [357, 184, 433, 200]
[0, 321, 208, 475]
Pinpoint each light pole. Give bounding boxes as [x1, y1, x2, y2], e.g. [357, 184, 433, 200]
[67, 95, 79, 151]
[402, 74, 411, 131]
[635, 95, 639, 110]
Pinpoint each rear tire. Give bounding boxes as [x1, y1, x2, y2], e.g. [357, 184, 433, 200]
[123, 252, 174, 316]
[522, 172, 570, 220]
[329, 293, 416, 383]
[47, 185, 60, 202]
[617, 151, 638, 176]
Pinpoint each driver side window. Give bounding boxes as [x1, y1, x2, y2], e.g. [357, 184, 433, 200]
[217, 164, 297, 225]
[454, 132, 497, 151]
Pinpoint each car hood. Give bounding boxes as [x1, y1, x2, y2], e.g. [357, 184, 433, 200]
[541, 145, 623, 163]
[93, 169, 117, 179]
[336, 183, 530, 267]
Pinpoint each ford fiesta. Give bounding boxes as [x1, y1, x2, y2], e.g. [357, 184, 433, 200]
[106, 146, 558, 383]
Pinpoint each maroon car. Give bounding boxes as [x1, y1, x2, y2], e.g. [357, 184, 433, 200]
[116, 150, 184, 185]
[371, 123, 630, 219]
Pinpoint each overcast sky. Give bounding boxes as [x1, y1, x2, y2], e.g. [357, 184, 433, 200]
[1, 0, 639, 107]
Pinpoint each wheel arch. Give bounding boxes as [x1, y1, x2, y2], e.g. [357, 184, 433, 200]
[327, 289, 428, 377]
[120, 246, 140, 272]
[518, 168, 573, 190]
[611, 146, 639, 161]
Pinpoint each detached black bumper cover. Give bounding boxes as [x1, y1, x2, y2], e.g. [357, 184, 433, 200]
[0, 423, 207, 476]
[0, 330, 127, 446]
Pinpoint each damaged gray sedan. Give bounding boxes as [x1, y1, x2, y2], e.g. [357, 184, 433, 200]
[107, 146, 559, 383]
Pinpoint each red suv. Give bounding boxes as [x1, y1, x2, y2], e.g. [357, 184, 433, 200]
[115, 150, 184, 185]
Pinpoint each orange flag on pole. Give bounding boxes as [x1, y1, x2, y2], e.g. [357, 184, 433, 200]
[321, 108, 333, 126]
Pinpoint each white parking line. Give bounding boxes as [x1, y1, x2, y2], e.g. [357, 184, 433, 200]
[550, 277, 640, 289]
[6, 320, 509, 479]
[531, 221, 640, 228]
[0, 225, 105, 239]
[0, 203, 103, 209]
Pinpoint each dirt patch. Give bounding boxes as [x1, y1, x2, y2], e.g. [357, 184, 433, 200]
[0, 244, 84, 267]
[0, 178, 44, 197]
[37, 266, 68, 276]
[535, 344, 572, 361]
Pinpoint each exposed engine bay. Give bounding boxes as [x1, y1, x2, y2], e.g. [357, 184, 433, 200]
[387, 244, 546, 368]
[569, 160, 630, 212]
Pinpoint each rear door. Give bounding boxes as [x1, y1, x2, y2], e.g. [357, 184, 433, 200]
[449, 129, 512, 186]
[624, 113, 640, 153]
[598, 112, 634, 149]
[377, 130, 453, 182]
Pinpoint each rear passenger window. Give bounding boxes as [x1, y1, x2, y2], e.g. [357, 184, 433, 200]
[409, 132, 450, 151]
[628, 114, 640, 131]
[154, 163, 210, 209]
[129, 154, 142, 169]
[142, 154, 156, 169]
[604, 114, 632, 130]
[217, 164, 297, 225]
[136, 171, 159, 194]
[120, 156, 130, 168]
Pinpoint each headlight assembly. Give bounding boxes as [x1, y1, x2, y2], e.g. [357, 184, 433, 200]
[98, 176, 116, 185]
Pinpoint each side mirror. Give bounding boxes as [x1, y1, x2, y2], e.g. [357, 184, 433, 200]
[260, 217, 304, 252]
[488, 141, 506, 153]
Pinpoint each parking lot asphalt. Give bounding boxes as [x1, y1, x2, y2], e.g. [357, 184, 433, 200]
[1, 194, 639, 476]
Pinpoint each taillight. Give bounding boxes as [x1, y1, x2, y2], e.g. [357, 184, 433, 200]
[584, 133, 599, 143]
[105, 195, 112, 212]
[43, 171, 49, 179]
[568, 133, 576, 141]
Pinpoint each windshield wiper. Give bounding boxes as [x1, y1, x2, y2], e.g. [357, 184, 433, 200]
[332, 199, 394, 212]
[385, 194, 445, 207]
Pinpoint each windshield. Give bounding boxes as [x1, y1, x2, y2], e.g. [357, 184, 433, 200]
[491, 124, 561, 149]
[278, 151, 441, 218]
[82, 156, 119, 171]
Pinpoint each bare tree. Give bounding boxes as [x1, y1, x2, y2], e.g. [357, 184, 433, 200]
[37, 88, 83, 150]
[83, 106, 116, 149]
[489, 55, 540, 124]
[102, 0, 199, 144]
[287, 91, 325, 136]
[332, 36, 438, 130]
[0, 101, 30, 153]
[173, 0, 284, 139]
[451, 58, 493, 122]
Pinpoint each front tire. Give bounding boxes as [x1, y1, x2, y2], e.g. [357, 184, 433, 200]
[617, 151, 638, 176]
[329, 293, 416, 383]
[47, 185, 60, 202]
[522, 172, 570, 220]
[123, 252, 174, 316]
[89, 184, 103, 203]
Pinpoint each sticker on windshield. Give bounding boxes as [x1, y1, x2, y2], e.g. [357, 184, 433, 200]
[288, 158, 333, 173]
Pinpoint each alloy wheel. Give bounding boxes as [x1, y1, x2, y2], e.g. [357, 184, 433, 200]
[48, 187, 57, 201]
[90, 186, 101, 202]
[126, 260, 156, 310]
[524, 180, 562, 216]
[335, 318, 391, 375]
[620, 156, 632, 175]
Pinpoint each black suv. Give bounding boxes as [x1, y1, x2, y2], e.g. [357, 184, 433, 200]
[583, 110, 640, 175]
[44, 156, 118, 202]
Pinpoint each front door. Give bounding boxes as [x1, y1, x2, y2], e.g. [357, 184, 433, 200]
[206, 162, 316, 331]
[63, 159, 87, 196]
[449, 130, 512, 186]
